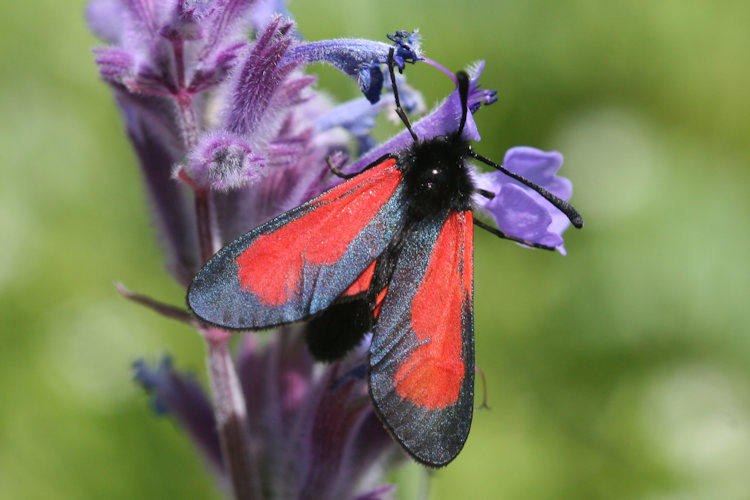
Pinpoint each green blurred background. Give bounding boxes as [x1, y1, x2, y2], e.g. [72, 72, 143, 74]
[1, 0, 749, 498]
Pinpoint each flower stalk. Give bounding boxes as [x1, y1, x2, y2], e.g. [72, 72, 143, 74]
[194, 188, 217, 263]
[205, 331, 260, 500]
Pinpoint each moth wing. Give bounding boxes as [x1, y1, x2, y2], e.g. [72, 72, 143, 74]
[188, 159, 407, 329]
[369, 210, 474, 467]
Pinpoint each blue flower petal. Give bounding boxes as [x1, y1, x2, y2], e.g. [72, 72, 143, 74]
[476, 146, 574, 252]
[284, 31, 421, 103]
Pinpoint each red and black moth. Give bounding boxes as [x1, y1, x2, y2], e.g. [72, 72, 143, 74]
[187, 51, 583, 467]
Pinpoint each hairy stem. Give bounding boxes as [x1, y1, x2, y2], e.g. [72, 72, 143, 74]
[172, 40, 217, 262]
[176, 92, 199, 150]
[206, 334, 260, 500]
[194, 188, 217, 263]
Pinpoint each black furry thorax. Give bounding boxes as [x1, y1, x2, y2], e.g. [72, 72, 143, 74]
[399, 132, 476, 220]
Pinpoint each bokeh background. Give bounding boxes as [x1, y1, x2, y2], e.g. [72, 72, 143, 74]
[1, 0, 749, 498]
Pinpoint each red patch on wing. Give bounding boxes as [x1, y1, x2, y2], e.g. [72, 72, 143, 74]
[235, 160, 400, 306]
[373, 286, 388, 319]
[393, 212, 473, 409]
[342, 260, 376, 297]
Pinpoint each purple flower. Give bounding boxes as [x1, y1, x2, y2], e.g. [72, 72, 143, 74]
[475, 147, 573, 254]
[87, 0, 254, 94]
[316, 74, 424, 156]
[186, 131, 266, 191]
[133, 356, 224, 474]
[135, 329, 401, 499]
[285, 30, 421, 103]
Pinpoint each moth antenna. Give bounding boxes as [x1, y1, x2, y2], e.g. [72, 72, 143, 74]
[477, 188, 495, 200]
[473, 218, 556, 251]
[455, 71, 470, 136]
[470, 150, 584, 228]
[387, 47, 419, 143]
